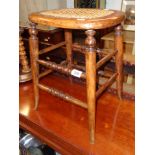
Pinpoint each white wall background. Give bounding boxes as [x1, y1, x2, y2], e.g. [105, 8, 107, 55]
[106, 0, 122, 10]
[19, 0, 67, 28]
[66, 0, 74, 8]
[47, 0, 67, 9]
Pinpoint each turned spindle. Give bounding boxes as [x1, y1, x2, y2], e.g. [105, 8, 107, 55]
[114, 25, 124, 99]
[29, 23, 39, 110]
[65, 29, 73, 68]
[85, 29, 96, 144]
[19, 27, 31, 82]
[19, 39, 31, 73]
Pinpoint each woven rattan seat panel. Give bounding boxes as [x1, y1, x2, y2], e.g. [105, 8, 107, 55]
[29, 8, 125, 29]
[41, 9, 114, 19]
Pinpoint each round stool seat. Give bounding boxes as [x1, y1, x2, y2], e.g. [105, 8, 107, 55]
[29, 8, 125, 29]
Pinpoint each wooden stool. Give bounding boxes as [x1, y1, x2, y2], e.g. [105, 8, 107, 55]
[28, 8, 125, 144]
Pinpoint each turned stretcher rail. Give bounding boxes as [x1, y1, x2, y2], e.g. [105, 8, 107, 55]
[72, 44, 85, 54]
[37, 59, 86, 79]
[39, 69, 53, 79]
[38, 83, 88, 109]
[39, 41, 66, 55]
[96, 73, 117, 98]
[72, 64, 86, 71]
[72, 43, 117, 57]
[96, 50, 117, 69]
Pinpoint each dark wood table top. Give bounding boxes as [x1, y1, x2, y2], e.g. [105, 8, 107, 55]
[19, 74, 134, 155]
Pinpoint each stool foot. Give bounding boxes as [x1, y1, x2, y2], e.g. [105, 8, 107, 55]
[118, 92, 122, 100]
[34, 96, 39, 110]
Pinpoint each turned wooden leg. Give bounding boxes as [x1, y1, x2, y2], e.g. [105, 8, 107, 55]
[85, 30, 96, 144]
[114, 25, 123, 99]
[65, 29, 73, 68]
[29, 23, 39, 110]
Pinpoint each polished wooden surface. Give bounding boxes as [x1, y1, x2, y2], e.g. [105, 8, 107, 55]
[19, 74, 134, 155]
